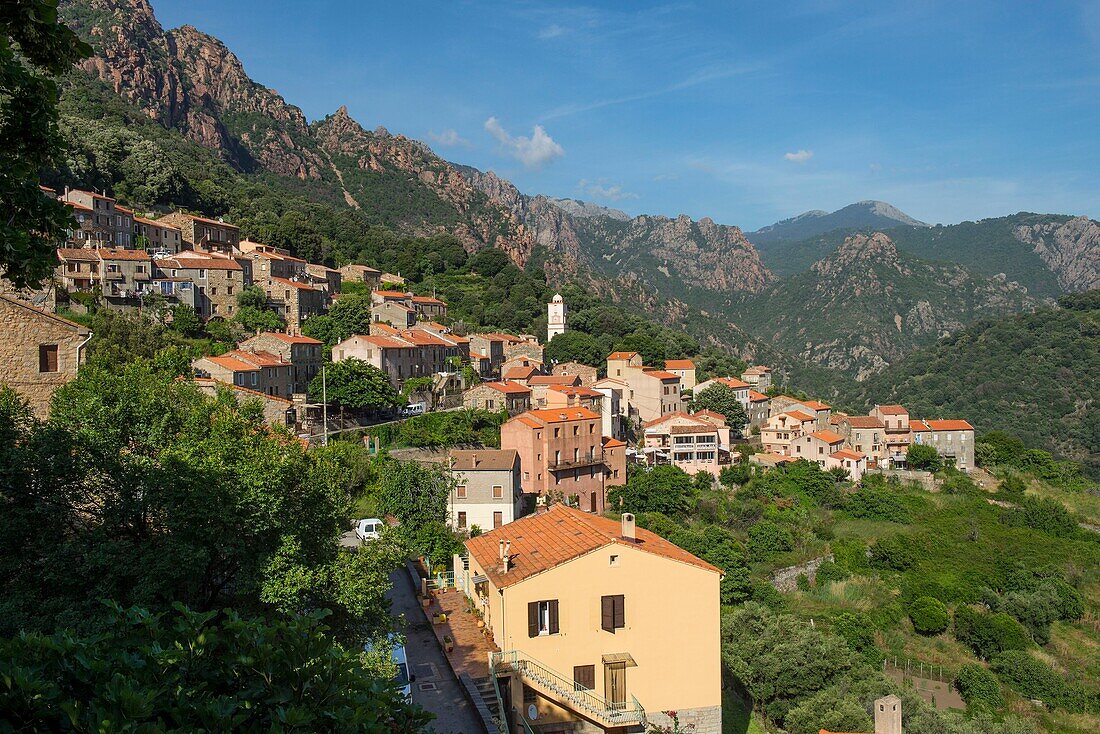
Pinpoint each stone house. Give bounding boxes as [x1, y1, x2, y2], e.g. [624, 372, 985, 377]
[448, 449, 526, 532]
[741, 365, 772, 391]
[154, 252, 247, 320]
[268, 277, 326, 332]
[747, 390, 770, 428]
[60, 189, 132, 247]
[606, 351, 684, 423]
[157, 211, 240, 253]
[97, 248, 153, 299]
[469, 333, 510, 376]
[133, 216, 183, 254]
[0, 294, 91, 418]
[333, 327, 465, 388]
[910, 419, 976, 472]
[238, 332, 323, 394]
[551, 360, 598, 386]
[192, 349, 295, 398]
[458, 507, 723, 734]
[837, 415, 886, 463]
[371, 299, 417, 329]
[338, 263, 381, 288]
[462, 381, 532, 414]
[306, 263, 342, 296]
[501, 364, 541, 385]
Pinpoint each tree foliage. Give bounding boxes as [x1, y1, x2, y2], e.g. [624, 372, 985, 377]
[607, 465, 696, 518]
[310, 359, 402, 412]
[907, 595, 949, 635]
[906, 443, 942, 472]
[953, 664, 1005, 710]
[543, 330, 605, 367]
[690, 383, 748, 430]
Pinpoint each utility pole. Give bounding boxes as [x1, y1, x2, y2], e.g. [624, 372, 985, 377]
[322, 363, 329, 447]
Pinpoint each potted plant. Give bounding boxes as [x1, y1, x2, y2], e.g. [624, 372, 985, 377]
[443, 635, 454, 653]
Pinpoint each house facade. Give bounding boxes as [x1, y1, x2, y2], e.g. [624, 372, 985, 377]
[238, 332, 323, 394]
[158, 211, 240, 253]
[910, 419, 976, 472]
[462, 381, 532, 414]
[192, 350, 295, 398]
[761, 410, 817, 455]
[0, 295, 91, 418]
[60, 189, 132, 247]
[740, 365, 772, 391]
[448, 449, 525, 532]
[789, 430, 847, 468]
[871, 404, 912, 468]
[643, 411, 728, 477]
[664, 359, 696, 391]
[459, 507, 723, 734]
[155, 252, 247, 319]
[837, 415, 886, 463]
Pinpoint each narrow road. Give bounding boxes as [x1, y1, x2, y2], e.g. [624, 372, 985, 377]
[388, 569, 486, 734]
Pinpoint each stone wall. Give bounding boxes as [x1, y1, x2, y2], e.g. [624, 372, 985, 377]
[646, 705, 722, 734]
[770, 554, 834, 592]
[0, 295, 88, 418]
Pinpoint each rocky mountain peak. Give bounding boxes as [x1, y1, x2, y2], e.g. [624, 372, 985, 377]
[811, 233, 903, 280]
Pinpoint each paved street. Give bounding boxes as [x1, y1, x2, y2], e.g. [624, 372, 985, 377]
[388, 569, 486, 734]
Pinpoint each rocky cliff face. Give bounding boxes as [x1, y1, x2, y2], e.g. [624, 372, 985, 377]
[63, 0, 326, 178]
[733, 233, 1041, 379]
[1013, 216, 1100, 292]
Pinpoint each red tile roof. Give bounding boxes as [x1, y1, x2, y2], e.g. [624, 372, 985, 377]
[801, 400, 832, 410]
[742, 365, 771, 375]
[519, 407, 601, 423]
[782, 410, 816, 422]
[465, 504, 721, 588]
[810, 430, 846, 444]
[258, 332, 322, 345]
[910, 420, 931, 432]
[162, 256, 243, 271]
[203, 354, 260, 372]
[924, 419, 974, 431]
[483, 381, 532, 395]
[411, 295, 445, 305]
[270, 276, 316, 291]
[607, 351, 638, 360]
[664, 359, 695, 370]
[372, 290, 410, 298]
[528, 374, 581, 386]
[602, 437, 626, 448]
[503, 365, 540, 380]
[845, 416, 885, 429]
[830, 449, 865, 461]
[643, 369, 681, 381]
[56, 248, 100, 261]
[97, 248, 151, 261]
[748, 390, 769, 402]
[548, 385, 602, 397]
[874, 404, 908, 415]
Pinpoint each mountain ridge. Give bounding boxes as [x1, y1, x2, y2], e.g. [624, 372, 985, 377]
[748, 200, 929, 246]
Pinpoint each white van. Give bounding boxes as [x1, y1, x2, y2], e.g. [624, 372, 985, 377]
[401, 402, 426, 417]
[355, 517, 384, 541]
[365, 635, 413, 700]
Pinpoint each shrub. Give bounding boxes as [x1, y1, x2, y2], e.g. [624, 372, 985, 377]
[831, 538, 870, 572]
[845, 487, 911, 523]
[1005, 496, 1077, 537]
[907, 443, 943, 472]
[990, 651, 1089, 712]
[815, 560, 849, 586]
[869, 535, 916, 571]
[908, 596, 949, 635]
[953, 606, 1031, 660]
[796, 573, 811, 592]
[954, 664, 1004, 709]
[747, 520, 794, 560]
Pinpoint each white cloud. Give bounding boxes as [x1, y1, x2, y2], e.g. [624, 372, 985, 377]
[784, 149, 814, 163]
[537, 24, 566, 39]
[578, 178, 638, 201]
[426, 129, 470, 148]
[484, 117, 565, 169]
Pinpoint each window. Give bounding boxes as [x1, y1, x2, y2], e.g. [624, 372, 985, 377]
[456, 485, 467, 499]
[457, 512, 467, 529]
[493, 511, 503, 529]
[609, 554, 619, 567]
[492, 484, 503, 499]
[38, 344, 59, 373]
[574, 665, 595, 691]
[601, 594, 625, 632]
[198, 269, 206, 279]
[573, 425, 579, 436]
[527, 600, 559, 637]
[554, 427, 560, 438]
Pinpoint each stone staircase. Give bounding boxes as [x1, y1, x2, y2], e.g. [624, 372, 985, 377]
[472, 675, 502, 721]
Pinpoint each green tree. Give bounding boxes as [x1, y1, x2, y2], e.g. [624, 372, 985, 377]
[169, 304, 203, 337]
[690, 383, 748, 432]
[237, 284, 269, 309]
[906, 443, 943, 472]
[544, 330, 605, 366]
[310, 359, 402, 412]
[783, 692, 871, 734]
[953, 606, 1031, 660]
[234, 304, 285, 333]
[0, 0, 91, 287]
[607, 465, 696, 517]
[953, 664, 1005, 710]
[990, 650, 1091, 712]
[908, 596, 949, 635]
[746, 520, 794, 560]
[0, 602, 431, 732]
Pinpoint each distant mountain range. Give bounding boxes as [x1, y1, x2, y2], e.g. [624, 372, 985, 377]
[747, 201, 929, 247]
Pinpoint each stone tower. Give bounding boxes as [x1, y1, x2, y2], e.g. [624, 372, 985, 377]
[547, 293, 567, 342]
[874, 694, 902, 734]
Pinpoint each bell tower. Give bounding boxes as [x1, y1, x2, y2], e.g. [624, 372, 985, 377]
[547, 293, 567, 342]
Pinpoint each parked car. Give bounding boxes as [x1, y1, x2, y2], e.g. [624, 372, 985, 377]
[355, 517, 384, 541]
[401, 402, 426, 417]
[364, 634, 413, 701]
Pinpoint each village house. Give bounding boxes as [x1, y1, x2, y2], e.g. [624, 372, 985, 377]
[500, 407, 626, 513]
[469, 333, 511, 376]
[606, 351, 683, 424]
[372, 299, 417, 329]
[191, 377, 297, 429]
[267, 277, 326, 332]
[643, 411, 730, 477]
[238, 332, 323, 394]
[55, 248, 100, 293]
[55, 248, 154, 306]
[458, 507, 723, 734]
[664, 359, 697, 391]
[747, 389, 770, 428]
[910, 419, 976, 472]
[0, 294, 91, 418]
[63, 199, 107, 245]
[528, 373, 582, 407]
[543, 385, 603, 413]
[133, 216, 183, 254]
[192, 349, 295, 398]
[693, 376, 751, 410]
[501, 364, 541, 385]
[338, 263, 382, 288]
[503, 333, 544, 363]
[740, 365, 773, 391]
[306, 263, 342, 296]
[760, 409, 817, 455]
[790, 429, 847, 468]
[60, 189, 132, 247]
[871, 404, 912, 468]
[448, 449, 525, 532]
[837, 415, 886, 463]
[332, 327, 466, 388]
[502, 353, 543, 375]
[826, 448, 869, 482]
[770, 396, 832, 428]
[592, 377, 628, 441]
[462, 381, 532, 414]
[154, 251, 247, 319]
[552, 360, 599, 386]
[157, 211, 240, 253]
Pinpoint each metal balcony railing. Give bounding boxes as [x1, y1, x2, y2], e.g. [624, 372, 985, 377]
[490, 649, 645, 727]
[548, 452, 605, 471]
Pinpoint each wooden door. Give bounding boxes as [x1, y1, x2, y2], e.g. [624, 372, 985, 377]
[604, 663, 627, 708]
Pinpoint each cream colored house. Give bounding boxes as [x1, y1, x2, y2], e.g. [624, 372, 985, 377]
[605, 352, 683, 423]
[761, 410, 817, 455]
[459, 507, 722, 734]
[643, 411, 729, 477]
[664, 359, 696, 391]
[789, 429, 846, 468]
[871, 404, 912, 468]
[837, 415, 886, 463]
[826, 448, 868, 482]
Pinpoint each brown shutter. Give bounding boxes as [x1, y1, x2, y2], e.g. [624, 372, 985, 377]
[614, 595, 625, 629]
[574, 665, 595, 691]
[528, 602, 539, 638]
[601, 595, 615, 632]
[548, 600, 559, 634]
[39, 344, 58, 373]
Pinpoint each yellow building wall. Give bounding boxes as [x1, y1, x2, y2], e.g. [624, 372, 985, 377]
[470, 542, 721, 715]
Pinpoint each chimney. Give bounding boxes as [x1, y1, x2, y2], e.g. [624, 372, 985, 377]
[621, 513, 636, 542]
[499, 540, 505, 562]
[472, 452, 479, 467]
[874, 695, 902, 734]
[503, 540, 511, 572]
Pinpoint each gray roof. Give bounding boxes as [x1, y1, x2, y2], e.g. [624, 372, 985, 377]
[449, 449, 519, 472]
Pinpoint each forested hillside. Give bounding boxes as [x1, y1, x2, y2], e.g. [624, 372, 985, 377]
[851, 291, 1100, 477]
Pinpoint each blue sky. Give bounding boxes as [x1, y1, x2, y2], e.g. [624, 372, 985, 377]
[153, 0, 1100, 230]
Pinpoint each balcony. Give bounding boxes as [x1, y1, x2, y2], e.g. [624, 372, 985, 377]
[548, 451, 605, 471]
[490, 650, 645, 729]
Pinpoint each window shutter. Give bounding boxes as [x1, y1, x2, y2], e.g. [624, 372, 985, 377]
[601, 595, 615, 632]
[527, 602, 538, 638]
[574, 665, 595, 691]
[548, 600, 560, 634]
[614, 595, 625, 629]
